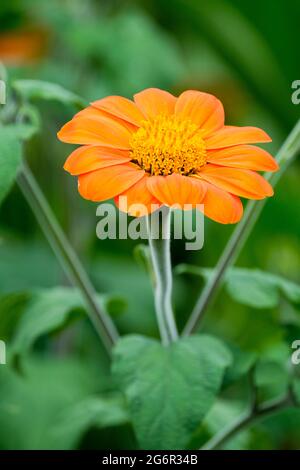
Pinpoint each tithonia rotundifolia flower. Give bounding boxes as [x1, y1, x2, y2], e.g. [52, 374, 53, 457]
[58, 88, 278, 223]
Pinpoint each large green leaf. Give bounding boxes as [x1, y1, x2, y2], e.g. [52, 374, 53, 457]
[177, 265, 300, 309]
[12, 80, 85, 108]
[0, 126, 22, 206]
[112, 334, 231, 449]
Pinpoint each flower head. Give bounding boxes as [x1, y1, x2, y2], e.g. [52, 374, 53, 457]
[58, 88, 278, 223]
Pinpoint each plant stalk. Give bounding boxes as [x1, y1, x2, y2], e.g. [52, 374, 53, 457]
[147, 207, 178, 345]
[17, 160, 119, 355]
[201, 393, 294, 450]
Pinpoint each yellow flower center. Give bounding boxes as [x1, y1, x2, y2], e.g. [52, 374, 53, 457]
[130, 114, 207, 176]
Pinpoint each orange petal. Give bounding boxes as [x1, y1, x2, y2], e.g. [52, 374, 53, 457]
[115, 175, 161, 217]
[73, 106, 109, 120]
[175, 90, 224, 136]
[198, 164, 274, 199]
[57, 116, 132, 148]
[78, 163, 144, 202]
[134, 88, 176, 119]
[147, 173, 206, 208]
[74, 106, 137, 133]
[64, 146, 131, 175]
[200, 181, 243, 224]
[207, 145, 279, 171]
[92, 96, 144, 127]
[205, 125, 272, 149]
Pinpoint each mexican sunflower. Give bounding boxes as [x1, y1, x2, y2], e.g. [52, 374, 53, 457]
[58, 88, 278, 223]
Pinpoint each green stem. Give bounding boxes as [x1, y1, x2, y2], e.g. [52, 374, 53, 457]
[201, 393, 294, 450]
[17, 161, 119, 355]
[183, 119, 300, 336]
[147, 207, 178, 345]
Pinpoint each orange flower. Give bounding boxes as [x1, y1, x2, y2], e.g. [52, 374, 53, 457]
[58, 88, 278, 223]
[0, 29, 47, 65]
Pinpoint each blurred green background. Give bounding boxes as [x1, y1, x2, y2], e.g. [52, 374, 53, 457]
[0, 0, 299, 450]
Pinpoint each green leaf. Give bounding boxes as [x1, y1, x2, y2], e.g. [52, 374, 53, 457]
[133, 244, 154, 285]
[0, 292, 30, 341]
[0, 355, 105, 449]
[200, 399, 250, 450]
[254, 359, 289, 402]
[11, 104, 42, 140]
[12, 80, 86, 109]
[279, 279, 300, 305]
[112, 334, 231, 449]
[104, 296, 128, 318]
[11, 287, 126, 357]
[52, 395, 129, 449]
[3, 122, 39, 141]
[0, 126, 22, 206]
[223, 344, 257, 388]
[11, 287, 83, 356]
[133, 244, 151, 272]
[177, 265, 300, 309]
[226, 270, 280, 309]
[13, 123, 39, 140]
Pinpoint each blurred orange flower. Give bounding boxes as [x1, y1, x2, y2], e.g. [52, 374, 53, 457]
[58, 88, 278, 223]
[0, 29, 46, 65]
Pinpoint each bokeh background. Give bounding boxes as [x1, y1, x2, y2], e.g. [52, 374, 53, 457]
[0, 0, 299, 450]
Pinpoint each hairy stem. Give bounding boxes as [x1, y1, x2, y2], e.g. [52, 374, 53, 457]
[183, 119, 300, 335]
[147, 207, 178, 345]
[201, 393, 294, 450]
[17, 161, 119, 355]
